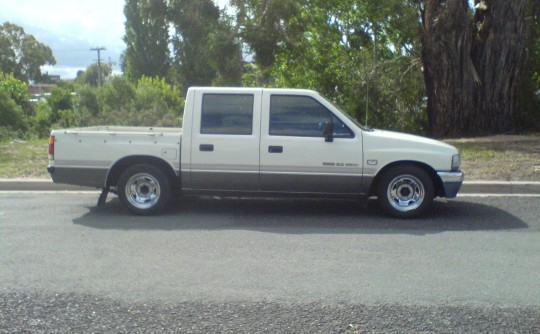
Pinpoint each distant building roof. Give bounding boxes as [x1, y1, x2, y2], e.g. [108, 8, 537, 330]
[29, 84, 56, 95]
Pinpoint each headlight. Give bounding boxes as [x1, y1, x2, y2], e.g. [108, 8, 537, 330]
[451, 154, 460, 171]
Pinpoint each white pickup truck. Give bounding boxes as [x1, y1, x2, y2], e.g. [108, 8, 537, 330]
[48, 87, 463, 218]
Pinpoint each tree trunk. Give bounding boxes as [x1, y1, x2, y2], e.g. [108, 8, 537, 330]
[420, 0, 527, 138]
[471, 0, 527, 134]
[420, 0, 475, 138]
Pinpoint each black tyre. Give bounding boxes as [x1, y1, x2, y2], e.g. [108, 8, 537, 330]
[118, 164, 171, 215]
[376, 165, 434, 218]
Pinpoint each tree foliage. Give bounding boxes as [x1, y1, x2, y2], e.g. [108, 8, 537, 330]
[270, 0, 426, 132]
[0, 71, 29, 138]
[1, 63, 185, 140]
[0, 88, 24, 129]
[76, 63, 112, 87]
[89, 75, 183, 127]
[206, 12, 243, 86]
[0, 22, 56, 83]
[169, 0, 221, 89]
[0, 71, 30, 111]
[123, 0, 170, 81]
[0, 86, 24, 131]
[231, 0, 301, 85]
[122, 0, 243, 90]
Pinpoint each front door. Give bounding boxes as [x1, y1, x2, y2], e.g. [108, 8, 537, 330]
[259, 92, 363, 194]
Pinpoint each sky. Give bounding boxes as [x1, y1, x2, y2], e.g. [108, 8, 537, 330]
[0, 0, 229, 80]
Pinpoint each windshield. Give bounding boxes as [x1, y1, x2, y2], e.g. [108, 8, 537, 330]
[319, 94, 369, 131]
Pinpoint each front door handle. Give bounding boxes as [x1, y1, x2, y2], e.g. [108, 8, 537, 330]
[268, 146, 283, 153]
[200, 144, 214, 152]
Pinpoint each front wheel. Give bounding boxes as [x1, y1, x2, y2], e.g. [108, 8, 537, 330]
[376, 165, 434, 218]
[118, 164, 171, 215]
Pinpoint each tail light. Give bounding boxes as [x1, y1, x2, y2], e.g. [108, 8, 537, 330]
[48, 135, 55, 160]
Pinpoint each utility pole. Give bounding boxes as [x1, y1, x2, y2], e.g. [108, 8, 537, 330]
[90, 47, 106, 87]
[108, 56, 117, 69]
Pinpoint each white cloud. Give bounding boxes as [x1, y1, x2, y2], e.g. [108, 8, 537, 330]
[40, 65, 82, 80]
[0, 0, 125, 79]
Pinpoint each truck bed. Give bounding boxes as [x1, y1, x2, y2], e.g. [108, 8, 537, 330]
[49, 126, 182, 188]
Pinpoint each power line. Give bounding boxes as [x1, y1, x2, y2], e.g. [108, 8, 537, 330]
[54, 49, 93, 53]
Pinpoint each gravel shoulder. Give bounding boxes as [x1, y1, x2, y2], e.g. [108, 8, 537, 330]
[1, 292, 539, 334]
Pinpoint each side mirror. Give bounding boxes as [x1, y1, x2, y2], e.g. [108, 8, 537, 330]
[323, 122, 334, 142]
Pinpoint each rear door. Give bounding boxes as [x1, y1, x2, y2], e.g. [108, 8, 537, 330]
[188, 89, 262, 191]
[259, 91, 363, 194]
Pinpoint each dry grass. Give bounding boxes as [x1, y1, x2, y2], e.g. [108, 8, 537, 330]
[445, 135, 540, 181]
[0, 139, 49, 178]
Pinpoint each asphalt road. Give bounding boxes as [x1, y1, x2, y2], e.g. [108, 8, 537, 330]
[1, 193, 539, 333]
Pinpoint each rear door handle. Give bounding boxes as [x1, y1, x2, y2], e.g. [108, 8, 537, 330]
[268, 146, 283, 153]
[200, 144, 214, 152]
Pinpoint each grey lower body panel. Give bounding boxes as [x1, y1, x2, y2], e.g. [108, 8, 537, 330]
[184, 171, 259, 191]
[437, 171, 464, 198]
[184, 171, 365, 195]
[260, 173, 363, 194]
[48, 166, 107, 188]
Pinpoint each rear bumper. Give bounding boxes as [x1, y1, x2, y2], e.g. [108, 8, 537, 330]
[437, 171, 464, 198]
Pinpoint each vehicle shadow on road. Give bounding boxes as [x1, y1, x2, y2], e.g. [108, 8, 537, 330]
[72, 196, 529, 235]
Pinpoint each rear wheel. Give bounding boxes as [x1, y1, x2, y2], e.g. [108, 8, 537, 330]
[118, 164, 171, 215]
[376, 165, 434, 218]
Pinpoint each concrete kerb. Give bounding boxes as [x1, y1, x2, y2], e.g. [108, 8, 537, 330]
[460, 181, 540, 195]
[0, 178, 539, 194]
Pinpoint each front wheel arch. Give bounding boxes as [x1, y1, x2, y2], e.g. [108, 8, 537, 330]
[369, 161, 444, 198]
[372, 163, 437, 218]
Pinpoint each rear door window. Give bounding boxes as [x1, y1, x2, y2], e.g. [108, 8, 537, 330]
[201, 94, 254, 135]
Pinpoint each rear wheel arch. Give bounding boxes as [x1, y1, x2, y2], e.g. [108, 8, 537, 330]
[117, 163, 172, 215]
[106, 156, 178, 191]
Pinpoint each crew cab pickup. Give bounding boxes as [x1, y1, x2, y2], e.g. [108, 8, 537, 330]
[48, 87, 463, 218]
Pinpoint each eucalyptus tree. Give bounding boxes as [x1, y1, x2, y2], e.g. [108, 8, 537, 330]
[516, 0, 540, 131]
[168, 0, 219, 89]
[230, 0, 301, 85]
[206, 11, 243, 86]
[123, 0, 170, 81]
[0, 22, 56, 83]
[420, 0, 529, 137]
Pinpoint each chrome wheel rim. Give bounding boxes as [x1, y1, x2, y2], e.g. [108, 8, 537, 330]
[386, 174, 425, 212]
[125, 173, 161, 210]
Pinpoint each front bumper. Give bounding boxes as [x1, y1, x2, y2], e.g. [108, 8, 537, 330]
[437, 171, 464, 198]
